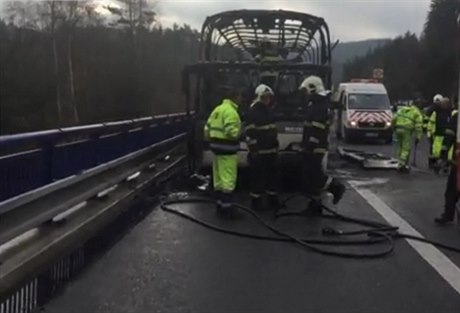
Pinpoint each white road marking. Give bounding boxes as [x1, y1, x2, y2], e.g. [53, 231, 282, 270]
[349, 181, 460, 296]
[411, 167, 436, 175]
[349, 178, 389, 187]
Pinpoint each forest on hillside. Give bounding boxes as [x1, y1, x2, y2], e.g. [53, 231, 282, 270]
[0, 0, 458, 134]
[0, 0, 199, 134]
[344, 0, 459, 102]
[331, 39, 389, 86]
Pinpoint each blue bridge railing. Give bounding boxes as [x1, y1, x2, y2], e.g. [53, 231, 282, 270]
[0, 113, 190, 202]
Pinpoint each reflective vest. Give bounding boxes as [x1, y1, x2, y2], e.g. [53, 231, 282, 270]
[422, 112, 430, 132]
[393, 106, 423, 138]
[204, 99, 241, 155]
[428, 108, 453, 138]
[441, 110, 458, 163]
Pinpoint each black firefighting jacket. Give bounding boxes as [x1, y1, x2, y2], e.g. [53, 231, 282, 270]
[441, 110, 458, 163]
[302, 93, 331, 155]
[245, 101, 279, 155]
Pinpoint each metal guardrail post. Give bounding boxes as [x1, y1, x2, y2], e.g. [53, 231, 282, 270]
[43, 135, 58, 185]
[90, 132, 100, 168]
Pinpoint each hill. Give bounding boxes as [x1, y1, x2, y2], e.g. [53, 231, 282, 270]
[331, 38, 390, 86]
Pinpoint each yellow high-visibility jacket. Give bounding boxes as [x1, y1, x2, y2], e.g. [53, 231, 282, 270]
[392, 106, 423, 139]
[204, 99, 241, 155]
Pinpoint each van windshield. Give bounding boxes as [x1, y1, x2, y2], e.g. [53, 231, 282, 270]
[348, 94, 391, 110]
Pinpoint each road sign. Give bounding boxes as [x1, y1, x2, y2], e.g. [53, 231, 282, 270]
[373, 68, 384, 79]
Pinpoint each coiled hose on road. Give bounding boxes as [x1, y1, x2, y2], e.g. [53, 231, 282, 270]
[160, 193, 460, 259]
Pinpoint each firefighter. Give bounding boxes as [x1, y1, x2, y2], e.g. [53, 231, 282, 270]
[432, 98, 458, 173]
[392, 101, 423, 172]
[434, 107, 459, 225]
[423, 94, 442, 137]
[204, 87, 242, 215]
[299, 76, 346, 214]
[257, 37, 283, 63]
[428, 95, 453, 168]
[245, 84, 279, 211]
[256, 37, 282, 89]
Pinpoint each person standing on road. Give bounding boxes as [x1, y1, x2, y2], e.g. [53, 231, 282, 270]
[245, 84, 280, 211]
[392, 101, 423, 172]
[299, 76, 346, 214]
[423, 94, 442, 138]
[204, 87, 242, 216]
[425, 94, 443, 167]
[434, 105, 459, 225]
[428, 96, 453, 168]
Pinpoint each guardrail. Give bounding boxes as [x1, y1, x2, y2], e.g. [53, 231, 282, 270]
[0, 113, 190, 202]
[0, 132, 189, 312]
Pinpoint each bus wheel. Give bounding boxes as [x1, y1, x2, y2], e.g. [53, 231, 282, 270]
[341, 124, 350, 143]
[385, 136, 392, 144]
[336, 131, 343, 140]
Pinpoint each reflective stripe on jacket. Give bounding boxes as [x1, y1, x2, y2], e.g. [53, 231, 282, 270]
[302, 93, 331, 155]
[441, 110, 458, 164]
[245, 101, 279, 155]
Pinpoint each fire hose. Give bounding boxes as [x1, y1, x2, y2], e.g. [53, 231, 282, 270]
[160, 193, 460, 259]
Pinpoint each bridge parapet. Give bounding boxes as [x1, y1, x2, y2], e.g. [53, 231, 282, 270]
[0, 113, 191, 202]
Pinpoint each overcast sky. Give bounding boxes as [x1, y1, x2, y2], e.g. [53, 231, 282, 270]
[0, 0, 432, 42]
[157, 0, 431, 42]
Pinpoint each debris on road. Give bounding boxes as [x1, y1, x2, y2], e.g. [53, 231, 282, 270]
[337, 146, 399, 169]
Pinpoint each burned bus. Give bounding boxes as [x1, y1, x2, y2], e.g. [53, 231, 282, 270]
[182, 10, 333, 186]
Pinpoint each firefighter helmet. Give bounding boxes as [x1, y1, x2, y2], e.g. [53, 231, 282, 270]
[299, 76, 325, 94]
[433, 94, 443, 104]
[255, 84, 274, 97]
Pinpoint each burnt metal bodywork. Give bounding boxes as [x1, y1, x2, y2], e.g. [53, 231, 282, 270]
[199, 10, 332, 65]
[337, 146, 400, 169]
[183, 10, 333, 173]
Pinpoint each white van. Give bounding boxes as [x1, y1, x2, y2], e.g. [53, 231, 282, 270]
[334, 81, 393, 143]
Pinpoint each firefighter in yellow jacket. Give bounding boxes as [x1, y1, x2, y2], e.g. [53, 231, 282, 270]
[204, 87, 242, 215]
[392, 101, 423, 172]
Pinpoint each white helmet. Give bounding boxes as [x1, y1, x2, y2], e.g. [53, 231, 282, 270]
[255, 84, 274, 98]
[433, 94, 443, 103]
[299, 75, 325, 94]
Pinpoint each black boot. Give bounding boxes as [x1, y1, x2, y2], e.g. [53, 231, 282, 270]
[428, 158, 433, 169]
[434, 214, 454, 225]
[251, 197, 264, 212]
[216, 192, 239, 218]
[267, 194, 280, 211]
[303, 199, 323, 216]
[397, 164, 411, 174]
[327, 179, 346, 204]
[215, 191, 223, 212]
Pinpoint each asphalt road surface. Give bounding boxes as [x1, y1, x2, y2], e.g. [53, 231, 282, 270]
[45, 137, 460, 313]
